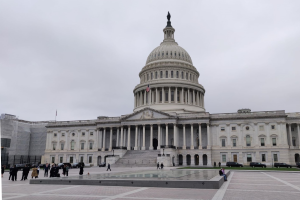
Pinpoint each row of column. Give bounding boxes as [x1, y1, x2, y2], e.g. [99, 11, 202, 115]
[134, 87, 204, 108]
[98, 123, 211, 151]
[287, 123, 300, 147]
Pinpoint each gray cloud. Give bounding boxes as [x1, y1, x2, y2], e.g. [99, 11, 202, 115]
[1, 0, 299, 121]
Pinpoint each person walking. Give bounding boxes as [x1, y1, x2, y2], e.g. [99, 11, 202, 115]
[157, 162, 160, 169]
[62, 165, 66, 176]
[106, 163, 111, 171]
[218, 162, 221, 167]
[37, 166, 40, 176]
[20, 165, 26, 181]
[1, 165, 5, 177]
[79, 163, 84, 175]
[24, 165, 30, 180]
[31, 166, 38, 179]
[160, 163, 164, 169]
[65, 165, 69, 176]
[8, 166, 13, 180]
[12, 165, 18, 181]
[50, 164, 55, 177]
[44, 163, 49, 177]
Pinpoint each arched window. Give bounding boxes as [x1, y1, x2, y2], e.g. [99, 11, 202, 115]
[151, 72, 153, 80]
[246, 135, 251, 146]
[166, 51, 168, 56]
[170, 51, 172, 56]
[166, 71, 168, 78]
[186, 73, 188, 80]
[176, 71, 179, 78]
[160, 71, 163, 78]
[155, 71, 157, 79]
[162, 51, 164, 56]
[181, 72, 184, 79]
[190, 74, 192, 80]
[171, 71, 173, 78]
[147, 74, 149, 81]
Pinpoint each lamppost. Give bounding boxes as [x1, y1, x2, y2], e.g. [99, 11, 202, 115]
[163, 148, 165, 156]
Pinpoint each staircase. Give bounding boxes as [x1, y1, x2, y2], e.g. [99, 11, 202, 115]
[113, 150, 159, 167]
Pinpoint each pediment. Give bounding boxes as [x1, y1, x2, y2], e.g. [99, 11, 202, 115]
[122, 108, 175, 121]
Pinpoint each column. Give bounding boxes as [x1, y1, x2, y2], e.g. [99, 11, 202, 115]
[173, 124, 177, 147]
[200, 94, 202, 107]
[120, 126, 123, 147]
[149, 124, 153, 150]
[102, 128, 106, 151]
[298, 124, 300, 147]
[109, 127, 113, 151]
[175, 87, 178, 103]
[168, 87, 171, 103]
[144, 91, 146, 105]
[127, 126, 131, 150]
[193, 90, 195, 105]
[99, 129, 103, 149]
[198, 124, 202, 149]
[266, 123, 270, 146]
[158, 124, 161, 150]
[95, 129, 98, 150]
[123, 129, 127, 147]
[183, 154, 187, 166]
[134, 93, 136, 108]
[207, 124, 211, 149]
[134, 125, 138, 150]
[156, 88, 158, 103]
[183, 124, 186, 149]
[165, 124, 169, 145]
[142, 125, 146, 150]
[151, 90, 154, 104]
[116, 128, 119, 147]
[190, 124, 194, 149]
[149, 89, 151, 104]
[185, 90, 187, 104]
[162, 87, 165, 103]
[181, 88, 184, 104]
[140, 91, 142, 106]
[196, 91, 199, 106]
[288, 124, 293, 147]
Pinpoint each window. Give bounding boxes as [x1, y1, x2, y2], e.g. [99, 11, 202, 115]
[72, 133, 75, 136]
[292, 137, 296, 146]
[291, 128, 295, 131]
[171, 71, 173, 78]
[90, 132, 93, 136]
[247, 154, 252, 162]
[147, 74, 149, 80]
[62, 133, 65, 136]
[166, 51, 168, 56]
[271, 125, 275, 130]
[155, 71, 157, 79]
[60, 157, 63, 163]
[159, 91, 162, 102]
[222, 155, 226, 162]
[70, 157, 73, 163]
[259, 126, 264, 131]
[89, 156, 92, 163]
[176, 71, 179, 78]
[246, 135, 251, 146]
[52, 157, 55, 163]
[232, 127, 236, 131]
[177, 91, 180, 102]
[181, 72, 184, 79]
[61, 143, 64, 150]
[71, 140, 75, 150]
[160, 71, 163, 78]
[53, 143, 56, 150]
[186, 73, 188, 80]
[246, 126, 249, 130]
[81, 143, 85, 150]
[272, 138, 276, 146]
[171, 91, 174, 101]
[262, 154, 266, 162]
[233, 139, 236, 147]
[273, 154, 278, 162]
[80, 156, 84, 162]
[82, 132, 85, 136]
[222, 139, 226, 147]
[221, 127, 225, 131]
[89, 142, 93, 150]
[166, 71, 168, 78]
[162, 51, 164, 56]
[54, 133, 57, 137]
[260, 138, 265, 146]
[165, 91, 168, 101]
[151, 73, 153, 79]
[190, 74, 191, 80]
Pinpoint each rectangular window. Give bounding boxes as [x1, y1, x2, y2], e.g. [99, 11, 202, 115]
[233, 139, 236, 147]
[147, 74, 149, 80]
[70, 157, 73, 163]
[165, 91, 168, 101]
[61, 143, 64, 150]
[90, 132, 93, 136]
[232, 127, 236, 131]
[80, 156, 84, 163]
[166, 71, 168, 78]
[171, 91, 174, 101]
[82, 132, 85, 136]
[221, 127, 225, 131]
[71, 141, 75, 150]
[53, 143, 56, 150]
[151, 73, 153, 79]
[176, 71, 179, 78]
[52, 157, 55, 163]
[81, 143, 84, 150]
[246, 136, 251, 146]
[291, 128, 294, 131]
[155, 72, 157, 79]
[222, 155, 226, 162]
[247, 154, 252, 162]
[160, 71, 163, 78]
[271, 125, 275, 130]
[259, 125, 264, 131]
[181, 72, 184, 79]
[171, 71, 173, 78]
[261, 138, 265, 146]
[262, 154, 266, 162]
[54, 133, 57, 137]
[222, 139, 226, 147]
[62, 133, 65, 136]
[292, 138, 296, 146]
[89, 143, 93, 150]
[60, 157, 63, 163]
[89, 156, 92, 163]
[272, 138, 276, 146]
[273, 154, 278, 162]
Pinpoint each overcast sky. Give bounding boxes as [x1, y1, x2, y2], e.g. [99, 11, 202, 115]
[1, 0, 299, 121]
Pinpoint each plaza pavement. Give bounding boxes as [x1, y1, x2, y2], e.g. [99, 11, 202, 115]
[1, 166, 300, 200]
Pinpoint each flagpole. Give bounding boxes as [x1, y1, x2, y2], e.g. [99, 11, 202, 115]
[55, 110, 57, 122]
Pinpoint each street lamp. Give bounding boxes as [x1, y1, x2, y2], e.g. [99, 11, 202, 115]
[163, 148, 165, 156]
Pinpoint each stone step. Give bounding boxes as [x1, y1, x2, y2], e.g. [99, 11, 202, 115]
[114, 150, 159, 167]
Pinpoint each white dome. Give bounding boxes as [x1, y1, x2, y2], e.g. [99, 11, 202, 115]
[146, 43, 193, 65]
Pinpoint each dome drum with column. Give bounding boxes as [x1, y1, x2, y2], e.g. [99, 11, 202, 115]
[133, 15, 205, 114]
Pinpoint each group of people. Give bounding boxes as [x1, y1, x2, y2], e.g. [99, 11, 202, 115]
[214, 162, 222, 167]
[157, 162, 164, 169]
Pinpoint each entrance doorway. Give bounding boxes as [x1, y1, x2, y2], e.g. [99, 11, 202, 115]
[187, 155, 191, 165]
[194, 154, 199, 165]
[179, 155, 183, 165]
[203, 154, 207, 165]
[295, 154, 300, 163]
[233, 155, 237, 162]
[153, 138, 158, 150]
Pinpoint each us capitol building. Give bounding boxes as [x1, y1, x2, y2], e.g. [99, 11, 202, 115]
[3, 14, 299, 167]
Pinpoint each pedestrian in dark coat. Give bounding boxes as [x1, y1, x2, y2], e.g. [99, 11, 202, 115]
[157, 162, 160, 169]
[218, 162, 221, 167]
[20, 165, 26, 181]
[1, 165, 5, 177]
[44, 163, 49, 177]
[62, 165, 66, 176]
[160, 163, 164, 169]
[24, 165, 30, 180]
[214, 162, 216, 167]
[12, 165, 18, 181]
[50, 165, 55, 177]
[8, 166, 13, 180]
[65, 165, 69, 176]
[79, 164, 84, 175]
[106, 163, 111, 171]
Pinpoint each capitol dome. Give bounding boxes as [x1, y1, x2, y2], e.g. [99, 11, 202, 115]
[133, 13, 205, 114]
